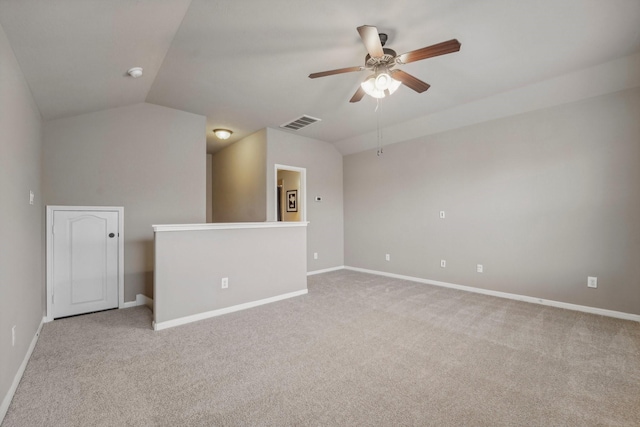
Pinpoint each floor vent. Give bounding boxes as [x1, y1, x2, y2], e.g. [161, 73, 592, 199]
[280, 115, 321, 131]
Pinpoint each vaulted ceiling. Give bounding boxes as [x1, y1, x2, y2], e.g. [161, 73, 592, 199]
[1, 0, 639, 154]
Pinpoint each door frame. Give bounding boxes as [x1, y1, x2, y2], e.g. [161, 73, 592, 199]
[45, 205, 124, 322]
[274, 164, 306, 222]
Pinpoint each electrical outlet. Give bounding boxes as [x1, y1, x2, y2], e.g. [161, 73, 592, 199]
[587, 276, 597, 288]
[385, 254, 390, 261]
[477, 264, 483, 273]
[221, 277, 229, 289]
[12, 325, 16, 346]
[440, 260, 446, 268]
[313, 252, 318, 260]
[439, 211, 445, 219]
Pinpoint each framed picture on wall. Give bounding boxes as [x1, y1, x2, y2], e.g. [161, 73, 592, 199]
[286, 190, 298, 212]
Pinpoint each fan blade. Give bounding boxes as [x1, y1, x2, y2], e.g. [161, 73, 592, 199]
[397, 39, 461, 64]
[357, 25, 384, 59]
[392, 70, 430, 93]
[349, 86, 366, 103]
[309, 66, 362, 79]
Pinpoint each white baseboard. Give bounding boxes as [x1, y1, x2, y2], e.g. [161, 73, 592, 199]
[121, 294, 154, 310]
[307, 266, 345, 276]
[153, 289, 308, 331]
[1, 316, 45, 424]
[135, 294, 153, 310]
[343, 266, 640, 322]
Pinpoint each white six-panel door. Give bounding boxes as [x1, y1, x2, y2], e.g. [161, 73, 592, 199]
[49, 208, 121, 319]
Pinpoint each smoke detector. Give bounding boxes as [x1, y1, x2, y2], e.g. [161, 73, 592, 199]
[127, 67, 143, 78]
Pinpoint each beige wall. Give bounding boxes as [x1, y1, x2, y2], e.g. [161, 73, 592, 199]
[43, 103, 206, 301]
[277, 169, 301, 222]
[0, 23, 44, 417]
[211, 128, 344, 272]
[212, 129, 267, 222]
[206, 154, 213, 222]
[266, 128, 344, 271]
[344, 88, 640, 315]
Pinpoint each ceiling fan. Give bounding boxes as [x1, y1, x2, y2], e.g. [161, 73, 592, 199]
[309, 25, 461, 103]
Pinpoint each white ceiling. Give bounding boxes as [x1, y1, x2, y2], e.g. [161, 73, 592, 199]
[1, 0, 639, 154]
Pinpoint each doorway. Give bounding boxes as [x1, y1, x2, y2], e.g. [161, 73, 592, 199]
[275, 164, 306, 222]
[46, 206, 124, 321]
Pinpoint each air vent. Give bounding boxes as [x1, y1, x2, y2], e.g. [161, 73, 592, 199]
[280, 115, 321, 131]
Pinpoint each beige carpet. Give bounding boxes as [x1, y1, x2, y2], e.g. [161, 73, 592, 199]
[3, 270, 640, 426]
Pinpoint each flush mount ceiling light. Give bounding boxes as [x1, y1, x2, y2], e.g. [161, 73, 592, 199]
[127, 67, 143, 78]
[213, 129, 233, 140]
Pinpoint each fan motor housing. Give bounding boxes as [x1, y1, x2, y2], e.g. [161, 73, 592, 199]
[365, 48, 397, 69]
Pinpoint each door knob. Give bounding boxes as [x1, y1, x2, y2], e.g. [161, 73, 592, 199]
[108, 233, 115, 238]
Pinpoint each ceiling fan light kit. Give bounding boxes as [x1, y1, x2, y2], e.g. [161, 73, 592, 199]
[361, 70, 402, 99]
[309, 25, 461, 102]
[375, 73, 392, 90]
[360, 76, 385, 99]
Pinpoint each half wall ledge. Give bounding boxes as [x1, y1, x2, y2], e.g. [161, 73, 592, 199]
[153, 221, 308, 330]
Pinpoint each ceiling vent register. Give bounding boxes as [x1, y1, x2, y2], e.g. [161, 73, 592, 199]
[280, 115, 321, 131]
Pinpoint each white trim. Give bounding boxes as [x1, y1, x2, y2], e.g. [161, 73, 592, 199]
[307, 266, 345, 276]
[121, 300, 137, 308]
[122, 294, 154, 310]
[153, 289, 308, 331]
[153, 221, 308, 233]
[344, 266, 640, 322]
[1, 317, 44, 424]
[46, 206, 125, 322]
[136, 294, 154, 310]
[274, 164, 307, 222]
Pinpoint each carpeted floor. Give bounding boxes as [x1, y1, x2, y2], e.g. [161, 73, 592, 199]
[3, 270, 640, 426]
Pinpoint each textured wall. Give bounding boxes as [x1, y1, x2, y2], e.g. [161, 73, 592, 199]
[344, 88, 640, 315]
[0, 22, 44, 419]
[43, 103, 206, 301]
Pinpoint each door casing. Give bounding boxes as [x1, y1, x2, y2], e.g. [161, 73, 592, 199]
[46, 205, 124, 322]
[274, 164, 306, 222]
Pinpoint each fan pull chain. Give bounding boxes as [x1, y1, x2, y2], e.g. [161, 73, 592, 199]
[376, 99, 383, 156]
